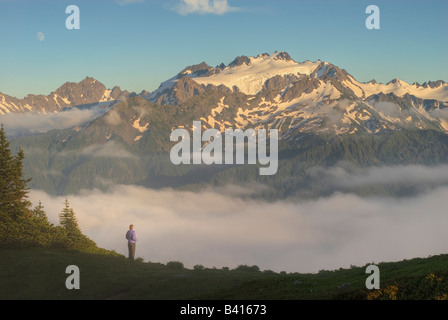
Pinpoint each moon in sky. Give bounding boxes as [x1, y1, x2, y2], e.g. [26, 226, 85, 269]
[36, 32, 45, 41]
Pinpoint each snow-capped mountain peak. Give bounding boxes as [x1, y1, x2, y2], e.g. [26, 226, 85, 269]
[194, 52, 322, 95]
[148, 51, 322, 98]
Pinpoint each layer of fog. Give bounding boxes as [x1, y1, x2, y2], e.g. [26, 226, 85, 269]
[29, 176, 448, 273]
[308, 162, 448, 191]
[0, 104, 110, 137]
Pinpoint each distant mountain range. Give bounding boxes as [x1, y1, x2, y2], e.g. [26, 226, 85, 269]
[4, 52, 448, 197]
[0, 77, 131, 114]
[3, 51, 447, 138]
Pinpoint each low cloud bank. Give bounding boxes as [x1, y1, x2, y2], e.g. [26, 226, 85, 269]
[29, 182, 448, 273]
[0, 105, 109, 137]
[308, 162, 448, 190]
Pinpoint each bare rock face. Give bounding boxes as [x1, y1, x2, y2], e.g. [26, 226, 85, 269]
[55, 77, 107, 106]
[178, 62, 214, 78]
[152, 76, 206, 105]
[228, 55, 251, 68]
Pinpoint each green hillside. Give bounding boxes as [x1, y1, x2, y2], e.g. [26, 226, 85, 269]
[1, 247, 447, 300]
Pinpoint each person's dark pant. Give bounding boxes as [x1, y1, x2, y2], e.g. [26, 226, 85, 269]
[128, 242, 136, 260]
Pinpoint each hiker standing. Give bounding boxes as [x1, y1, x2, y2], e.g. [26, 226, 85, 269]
[126, 224, 137, 260]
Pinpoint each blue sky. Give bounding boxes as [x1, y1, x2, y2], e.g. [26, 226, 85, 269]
[1, 0, 447, 98]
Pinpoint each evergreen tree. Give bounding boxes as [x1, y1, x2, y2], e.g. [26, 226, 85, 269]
[0, 125, 55, 247]
[33, 201, 47, 220]
[58, 198, 99, 251]
[0, 124, 14, 218]
[0, 124, 31, 220]
[59, 198, 81, 235]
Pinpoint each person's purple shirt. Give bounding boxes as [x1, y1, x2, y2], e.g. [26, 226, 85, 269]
[126, 229, 137, 243]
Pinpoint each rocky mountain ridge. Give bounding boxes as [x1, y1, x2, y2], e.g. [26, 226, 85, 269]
[0, 77, 131, 114]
